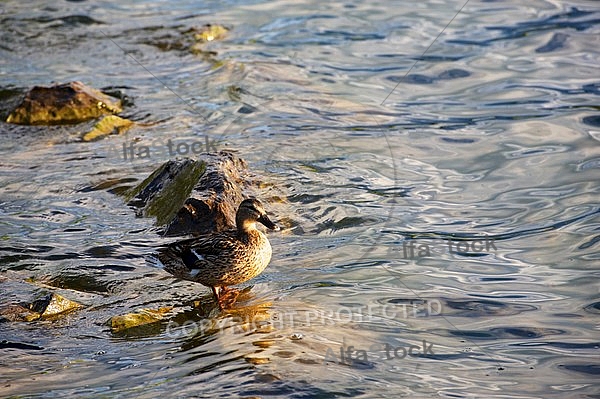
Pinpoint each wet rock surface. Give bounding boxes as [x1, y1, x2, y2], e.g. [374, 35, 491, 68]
[0, 304, 40, 322]
[82, 114, 134, 141]
[110, 307, 173, 335]
[134, 24, 229, 56]
[191, 24, 229, 43]
[126, 151, 251, 236]
[30, 292, 83, 319]
[0, 292, 83, 322]
[5, 81, 123, 125]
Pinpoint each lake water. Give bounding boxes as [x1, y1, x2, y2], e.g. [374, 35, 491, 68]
[1, 0, 599, 398]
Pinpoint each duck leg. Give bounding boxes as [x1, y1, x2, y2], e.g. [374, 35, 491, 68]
[211, 286, 230, 310]
[211, 286, 222, 301]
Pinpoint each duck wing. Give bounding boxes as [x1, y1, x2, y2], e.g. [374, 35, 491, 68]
[158, 231, 239, 275]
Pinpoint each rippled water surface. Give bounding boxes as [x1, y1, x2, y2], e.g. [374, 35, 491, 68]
[1, 0, 599, 398]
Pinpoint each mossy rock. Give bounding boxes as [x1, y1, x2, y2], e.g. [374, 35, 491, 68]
[82, 114, 134, 142]
[192, 24, 228, 43]
[30, 292, 83, 319]
[110, 307, 173, 335]
[126, 158, 207, 226]
[0, 292, 82, 322]
[6, 81, 122, 125]
[124, 152, 250, 236]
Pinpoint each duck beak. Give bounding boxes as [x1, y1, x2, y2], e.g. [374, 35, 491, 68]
[258, 214, 280, 231]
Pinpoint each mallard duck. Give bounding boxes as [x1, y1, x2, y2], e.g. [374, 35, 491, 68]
[158, 198, 279, 305]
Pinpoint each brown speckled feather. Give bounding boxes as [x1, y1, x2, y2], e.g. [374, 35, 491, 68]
[158, 198, 278, 298]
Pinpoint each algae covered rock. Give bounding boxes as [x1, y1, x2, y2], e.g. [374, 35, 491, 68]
[126, 158, 208, 226]
[0, 292, 82, 322]
[82, 114, 134, 142]
[163, 151, 248, 236]
[110, 307, 173, 335]
[6, 81, 122, 125]
[189, 24, 229, 56]
[192, 24, 228, 43]
[30, 292, 83, 319]
[126, 151, 250, 236]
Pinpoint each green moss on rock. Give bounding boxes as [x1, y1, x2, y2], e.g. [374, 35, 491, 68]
[126, 159, 207, 226]
[6, 81, 122, 125]
[110, 307, 173, 335]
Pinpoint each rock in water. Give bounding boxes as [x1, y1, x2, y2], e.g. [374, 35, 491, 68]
[30, 292, 83, 319]
[82, 115, 134, 141]
[110, 307, 173, 335]
[0, 304, 40, 322]
[0, 292, 82, 322]
[6, 81, 122, 125]
[126, 151, 250, 236]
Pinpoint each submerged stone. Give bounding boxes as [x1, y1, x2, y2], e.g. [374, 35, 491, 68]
[6, 81, 122, 125]
[0, 292, 82, 322]
[245, 356, 270, 365]
[192, 24, 229, 43]
[134, 24, 228, 61]
[82, 114, 134, 141]
[0, 304, 40, 322]
[30, 292, 83, 319]
[110, 307, 173, 334]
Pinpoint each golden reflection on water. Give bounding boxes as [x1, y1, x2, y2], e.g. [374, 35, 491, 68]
[1, 0, 599, 397]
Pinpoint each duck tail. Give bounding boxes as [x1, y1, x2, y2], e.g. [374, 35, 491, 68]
[152, 243, 186, 275]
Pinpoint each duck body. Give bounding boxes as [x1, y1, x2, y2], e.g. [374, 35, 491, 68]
[165, 227, 273, 287]
[159, 198, 278, 302]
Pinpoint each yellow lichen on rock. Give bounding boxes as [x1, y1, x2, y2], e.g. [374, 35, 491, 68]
[110, 307, 173, 333]
[29, 292, 83, 319]
[0, 292, 83, 322]
[82, 115, 134, 142]
[6, 81, 122, 125]
[193, 24, 228, 42]
[37, 293, 83, 319]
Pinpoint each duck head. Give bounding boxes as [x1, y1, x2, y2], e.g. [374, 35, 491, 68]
[236, 198, 279, 232]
